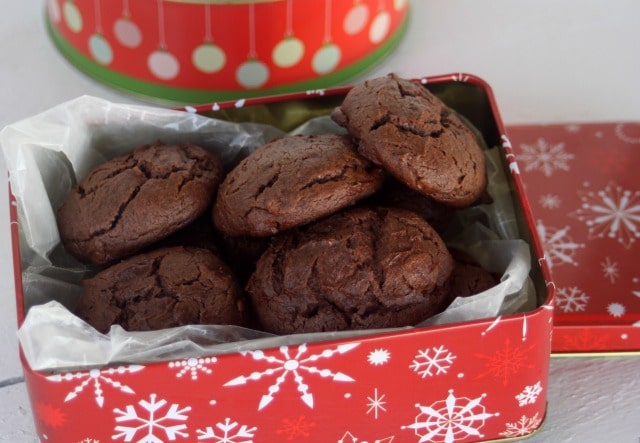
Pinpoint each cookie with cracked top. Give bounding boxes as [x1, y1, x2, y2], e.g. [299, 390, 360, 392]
[246, 207, 454, 334]
[331, 74, 487, 208]
[75, 246, 248, 333]
[57, 141, 225, 265]
[448, 249, 498, 299]
[213, 134, 385, 237]
[366, 177, 455, 234]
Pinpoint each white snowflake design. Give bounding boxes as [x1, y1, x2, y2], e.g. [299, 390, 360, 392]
[402, 390, 498, 443]
[500, 134, 512, 149]
[499, 413, 543, 437]
[367, 348, 391, 366]
[224, 342, 359, 410]
[410, 345, 456, 378]
[113, 393, 190, 442]
[607, 302, 626, 318]
[305, 88, 326, 96]
[168, 357, 217, 381]
[338, 431, 394, 443]
[564, 124, 582, 133]
[366, 388, 387, 419]
[536, 220, 584, 269]
[572, 182, 640, 249]
[556, 286, 589, 313]
[601, 257, 620, 283]
[517, 138, 575, 177]
[539, 193, 561, 209]
[450, 73, 470, 82]
[614, 123, 640, 144]
[515, 381, 542, 407]
[196, 417, 257, 442]
[47, 365, 143, 408]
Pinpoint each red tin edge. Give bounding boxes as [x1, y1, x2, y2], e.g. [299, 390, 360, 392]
[8, 183, 25, 326]
[11, 73, 554, 442]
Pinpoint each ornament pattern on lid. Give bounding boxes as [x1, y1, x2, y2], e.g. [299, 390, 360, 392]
[114, 0, 142, 49]
[47, 0, 409, 97]
[148, 0, 180, 81]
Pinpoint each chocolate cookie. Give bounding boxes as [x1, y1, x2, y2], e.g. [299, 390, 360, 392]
[449, 261, 497, 298]
[367, 178, 455, 234]
[75, 246, 247, 333]
[57, 141, 225, 265]
[213, 134, 385, 237]
[246, 207, 454, 334]
[154, 211, 221, 253]
[220, 235, 271, 284]
[332, 74, 487, 207]
[448, 249, 498, 298]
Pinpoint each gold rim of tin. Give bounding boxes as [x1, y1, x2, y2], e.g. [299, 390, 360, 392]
[552, 350, 640, 357]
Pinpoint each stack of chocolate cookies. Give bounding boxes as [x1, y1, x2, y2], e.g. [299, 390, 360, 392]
[57, 74, 497, 336]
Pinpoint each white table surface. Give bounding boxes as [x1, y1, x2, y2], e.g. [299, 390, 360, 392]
[1, 1, 639, 442]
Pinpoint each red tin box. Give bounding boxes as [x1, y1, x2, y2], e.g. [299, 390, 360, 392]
[46, 0, 409, 104]
[508, 122, 640, 354]
[6, 74, 554, 442]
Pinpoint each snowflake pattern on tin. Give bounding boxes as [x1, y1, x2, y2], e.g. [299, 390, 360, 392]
[450, 73, 470, 82]
[633, 277, 640, 299]
[305, 88, 326, 97]
[564, 124, 581, 133]
[614, 123, 640, 144]
[401, 389, 498, 443]
[36, 402, 66, 429]
[500, 134, 512, 149]
[410, 345, 456, 378]
[515, 381, 542, 407]
[168, 356, 217, 381]
[338, 430, 394, 443]
[572, 182, 640, 249]
[276, 415, 316, 440]
[607, 302, 626, 318]
[517, 138, 575, 177]
[558, 328, 610, 350]
[475, 339, 534, 386]
[47, 365, 143, 408]
[601, 257, 620, 283]
[224, 343, 359, 410]
[367, 348, 391, 365]
[499, 413, 543, 437]
[555, 286, 589, 313]
[539, 193, 561, 209]
[366, 388, 387, 419]
[196, 417, 257, 442]
[113, 393, 191, 442]
[536, 220, 584, 269]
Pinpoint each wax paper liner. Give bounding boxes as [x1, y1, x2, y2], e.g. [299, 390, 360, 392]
[0, 96, 534, 371]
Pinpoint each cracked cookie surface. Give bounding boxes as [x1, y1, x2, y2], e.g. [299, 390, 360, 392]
[246, 207, 454, 334]
[331, 74, 487, 207]
[448, 249, 498, 299]
[75, 246, 247, 333]
[57, 141, 224, 265]
[213, 134, 385, 237]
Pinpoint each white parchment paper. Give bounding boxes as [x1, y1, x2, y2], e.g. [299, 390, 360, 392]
[0, 96, 535, 371]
